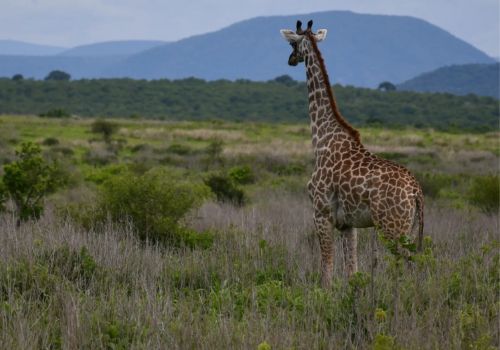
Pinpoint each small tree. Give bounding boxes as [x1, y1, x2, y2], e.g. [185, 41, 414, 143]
[91, 119, 117, 142]
[2, 142, 65, 222]
[45, 70, 71, 81]
[204, 138, 224, 169]
[12, 74, 24, 81]
[377, 81, 396, 91]
[273, 74, 297, 86]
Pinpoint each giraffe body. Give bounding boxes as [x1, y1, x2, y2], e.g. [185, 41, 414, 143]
[281, 21, 424, 287]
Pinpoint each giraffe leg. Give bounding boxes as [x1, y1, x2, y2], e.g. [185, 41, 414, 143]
[314, 211, 334, 288]
[341, 227, 358, 278]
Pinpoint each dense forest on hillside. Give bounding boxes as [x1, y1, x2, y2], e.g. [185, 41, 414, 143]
[0, 77, 498, 131]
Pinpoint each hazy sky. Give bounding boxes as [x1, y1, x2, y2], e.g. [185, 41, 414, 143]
[1, 0, 498, 57]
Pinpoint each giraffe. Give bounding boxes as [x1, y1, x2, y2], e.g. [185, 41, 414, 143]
[280, 20, 424, 288]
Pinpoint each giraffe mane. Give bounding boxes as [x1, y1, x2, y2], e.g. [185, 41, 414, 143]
[305, 32, 361, 144]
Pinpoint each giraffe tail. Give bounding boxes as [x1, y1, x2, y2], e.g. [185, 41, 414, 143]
[415, 192, 424, 252]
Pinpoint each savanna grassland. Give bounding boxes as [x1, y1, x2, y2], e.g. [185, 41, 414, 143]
[0, 114, 498, 349]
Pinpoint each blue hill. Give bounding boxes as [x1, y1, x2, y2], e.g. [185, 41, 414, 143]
[106, 11, 494, 86]
[398, 63, 499, 98]
[59, 40, 166, 57]
[0, 40, 66, 56]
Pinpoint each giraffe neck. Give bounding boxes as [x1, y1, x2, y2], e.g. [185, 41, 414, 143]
[303, 34, 361, 151]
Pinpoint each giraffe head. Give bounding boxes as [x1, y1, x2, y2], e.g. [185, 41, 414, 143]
[280, 20, 327, 66]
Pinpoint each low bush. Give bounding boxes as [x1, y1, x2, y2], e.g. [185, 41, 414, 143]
[468, 175, 499, 214]
[100, 168, 211, 247]
[204, 173, 246, 206]
[42, 137, 59, 146]
[38, 108, 70, 118]
[83, 147, 117, 166]
[229, 165, 255, 184]
[167, 143, 193, 155]
[415, 172, 456, 199]
[91, 119, 118, 142]
[1, 142, 67, 221]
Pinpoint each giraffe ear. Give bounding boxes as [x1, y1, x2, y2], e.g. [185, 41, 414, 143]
[314, 29, 328, 42]
[280, 29, 303, 43]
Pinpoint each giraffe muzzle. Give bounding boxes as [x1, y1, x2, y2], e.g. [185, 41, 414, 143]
[288, 53, 303, 66]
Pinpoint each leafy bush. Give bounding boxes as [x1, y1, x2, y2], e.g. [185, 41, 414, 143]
[0, 182, 6, 212]
[1, 142, 66, 221]
[42, 137, 60, 146]
[204, 173, 246, 206]
[38, 108, 70, 118]
[83, 147, 117, 166]
[204, 138, 224, 168]
[167, 143, 192, 155]
[39, 245, 99, 289]
[91, 119, 118, 142]
[228, 165, 255, 184]
[45, 70, 71, 81]
[415, 172, 455, 198]
[0, 260, 58, 301]
[271, 161, 306, 176]
[468, 175, 499, 214]
[100, 168, 211, 246]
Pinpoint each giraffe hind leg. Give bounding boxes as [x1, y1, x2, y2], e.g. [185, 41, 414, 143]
[341, 227, 358, 278]
[314, 212, 335, 288]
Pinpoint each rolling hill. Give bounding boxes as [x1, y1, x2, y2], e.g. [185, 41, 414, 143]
[0, 55, 124, 80]
[0, 11, 494, 85]
[106, 11, 494, 86]
[0, 40, 66, 56]
[398, 63, 499, 98]
[59, 40, 167, 57]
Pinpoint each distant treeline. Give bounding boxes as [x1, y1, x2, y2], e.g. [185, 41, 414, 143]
[0, 76, 498, 131]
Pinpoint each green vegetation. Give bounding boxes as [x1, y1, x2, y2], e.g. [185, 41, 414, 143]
[205, 173, 246, 205]
[90, 119, 118, 142]
[0, 115, 497, 348]
[44, 70, 71, 81]
[0, 78, 498, 131]
[38, 108, 71, 118]
[1, 142, 66, 222]
[468, 175, 499, 214]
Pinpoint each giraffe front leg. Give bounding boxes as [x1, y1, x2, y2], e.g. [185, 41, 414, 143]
[341, 227, 358, 278]
[314, 211, 335, 288]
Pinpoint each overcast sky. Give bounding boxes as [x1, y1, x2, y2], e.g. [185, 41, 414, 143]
[1, 0, 498, 57]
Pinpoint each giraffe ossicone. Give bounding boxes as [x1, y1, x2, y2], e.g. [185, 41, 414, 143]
[280, 20, 424, 288]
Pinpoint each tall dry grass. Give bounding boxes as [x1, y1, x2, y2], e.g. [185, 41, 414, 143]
[0, 191, 498, 349]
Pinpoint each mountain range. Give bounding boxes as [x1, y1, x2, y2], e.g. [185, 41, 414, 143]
[0, 39, 66, 56]
[0, 11, 494, 87]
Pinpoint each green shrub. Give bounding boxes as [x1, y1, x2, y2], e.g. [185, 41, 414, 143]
[91, 119, 118, 142]
[229, 165, 255, 184]
[83, 147, 117, 166]
[2, 142, 66, 221]
[40, 245, 98, 288]
[468, 175, 499, 214]
[100, 168, 210, 246]
[204, 173, 246, 206]
[0, 182, 6, 212]
[415, 172, 455, 198]
[42, 137, 59, 146]
[268, 160, 306, 176]
[377, 152, 408, 164]
[0, 260, 58, 301]
[38, 108, 70, 118]
[167, 143, 192, 155]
